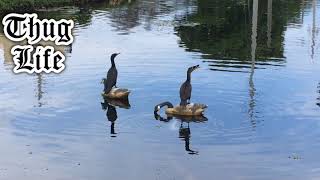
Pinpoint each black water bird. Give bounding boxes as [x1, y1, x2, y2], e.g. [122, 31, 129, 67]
[180, 65, 200, 106]
[104, 53, 120, 94]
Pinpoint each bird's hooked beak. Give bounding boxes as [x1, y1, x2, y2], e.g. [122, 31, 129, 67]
[110, 52, 121, 60]
[193, 65, 200, 71]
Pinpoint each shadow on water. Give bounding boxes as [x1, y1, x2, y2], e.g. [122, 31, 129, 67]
[101, 97, 130, 137]
[154, 110, 207, 155]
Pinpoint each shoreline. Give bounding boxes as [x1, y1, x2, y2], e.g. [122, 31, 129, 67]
[0, 0, 106, 13]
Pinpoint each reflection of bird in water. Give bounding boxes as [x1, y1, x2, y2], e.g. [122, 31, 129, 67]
[317, 83, 320, 107]
[104, 53, 120, 94]
[179, 122, 198, 155]
[107, 103, 118, 136]
[65, 44, 72, 53]
[154, 109, 207, 155]
[101, 97, 130, 137]
[180, 65, 200, 106]
[36, 73, 44, 107]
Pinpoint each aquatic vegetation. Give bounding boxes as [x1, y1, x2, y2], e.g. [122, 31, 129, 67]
[0, 0, 72, 12]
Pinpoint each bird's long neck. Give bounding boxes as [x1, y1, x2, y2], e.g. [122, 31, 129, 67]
[111, 57, 116, 67]
[186, 71, 191, 82]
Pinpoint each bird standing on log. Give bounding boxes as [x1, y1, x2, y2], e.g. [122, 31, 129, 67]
[104, 53, 120, 94]
[179, 65, 200, 106]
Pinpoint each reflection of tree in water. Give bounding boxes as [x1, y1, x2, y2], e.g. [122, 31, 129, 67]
[108, 2, 140, 34]
[175, 0, 306, 72]
[310, 0, 318, 61]
[248, 0, 258, 128]
[172, 0, 313, 130]
[75, 3, 93, 27]
[108, 0, 193, 33]
[108, 0, 132, 6]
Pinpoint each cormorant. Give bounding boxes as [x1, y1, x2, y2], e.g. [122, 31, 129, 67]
[180, 65, 200, 106]
[104, 53, 120, 94]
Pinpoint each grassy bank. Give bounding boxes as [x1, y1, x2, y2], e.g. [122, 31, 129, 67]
[0, 0, 91, 12]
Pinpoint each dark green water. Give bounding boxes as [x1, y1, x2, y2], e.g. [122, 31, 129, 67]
[0, 0, 319, 179]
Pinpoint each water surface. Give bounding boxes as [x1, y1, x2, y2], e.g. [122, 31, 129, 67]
[0, 0, 320, 179]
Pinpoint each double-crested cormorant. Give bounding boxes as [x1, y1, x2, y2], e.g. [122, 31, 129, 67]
[180, 65, 200, 106]
[104, 53, 120, 94]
